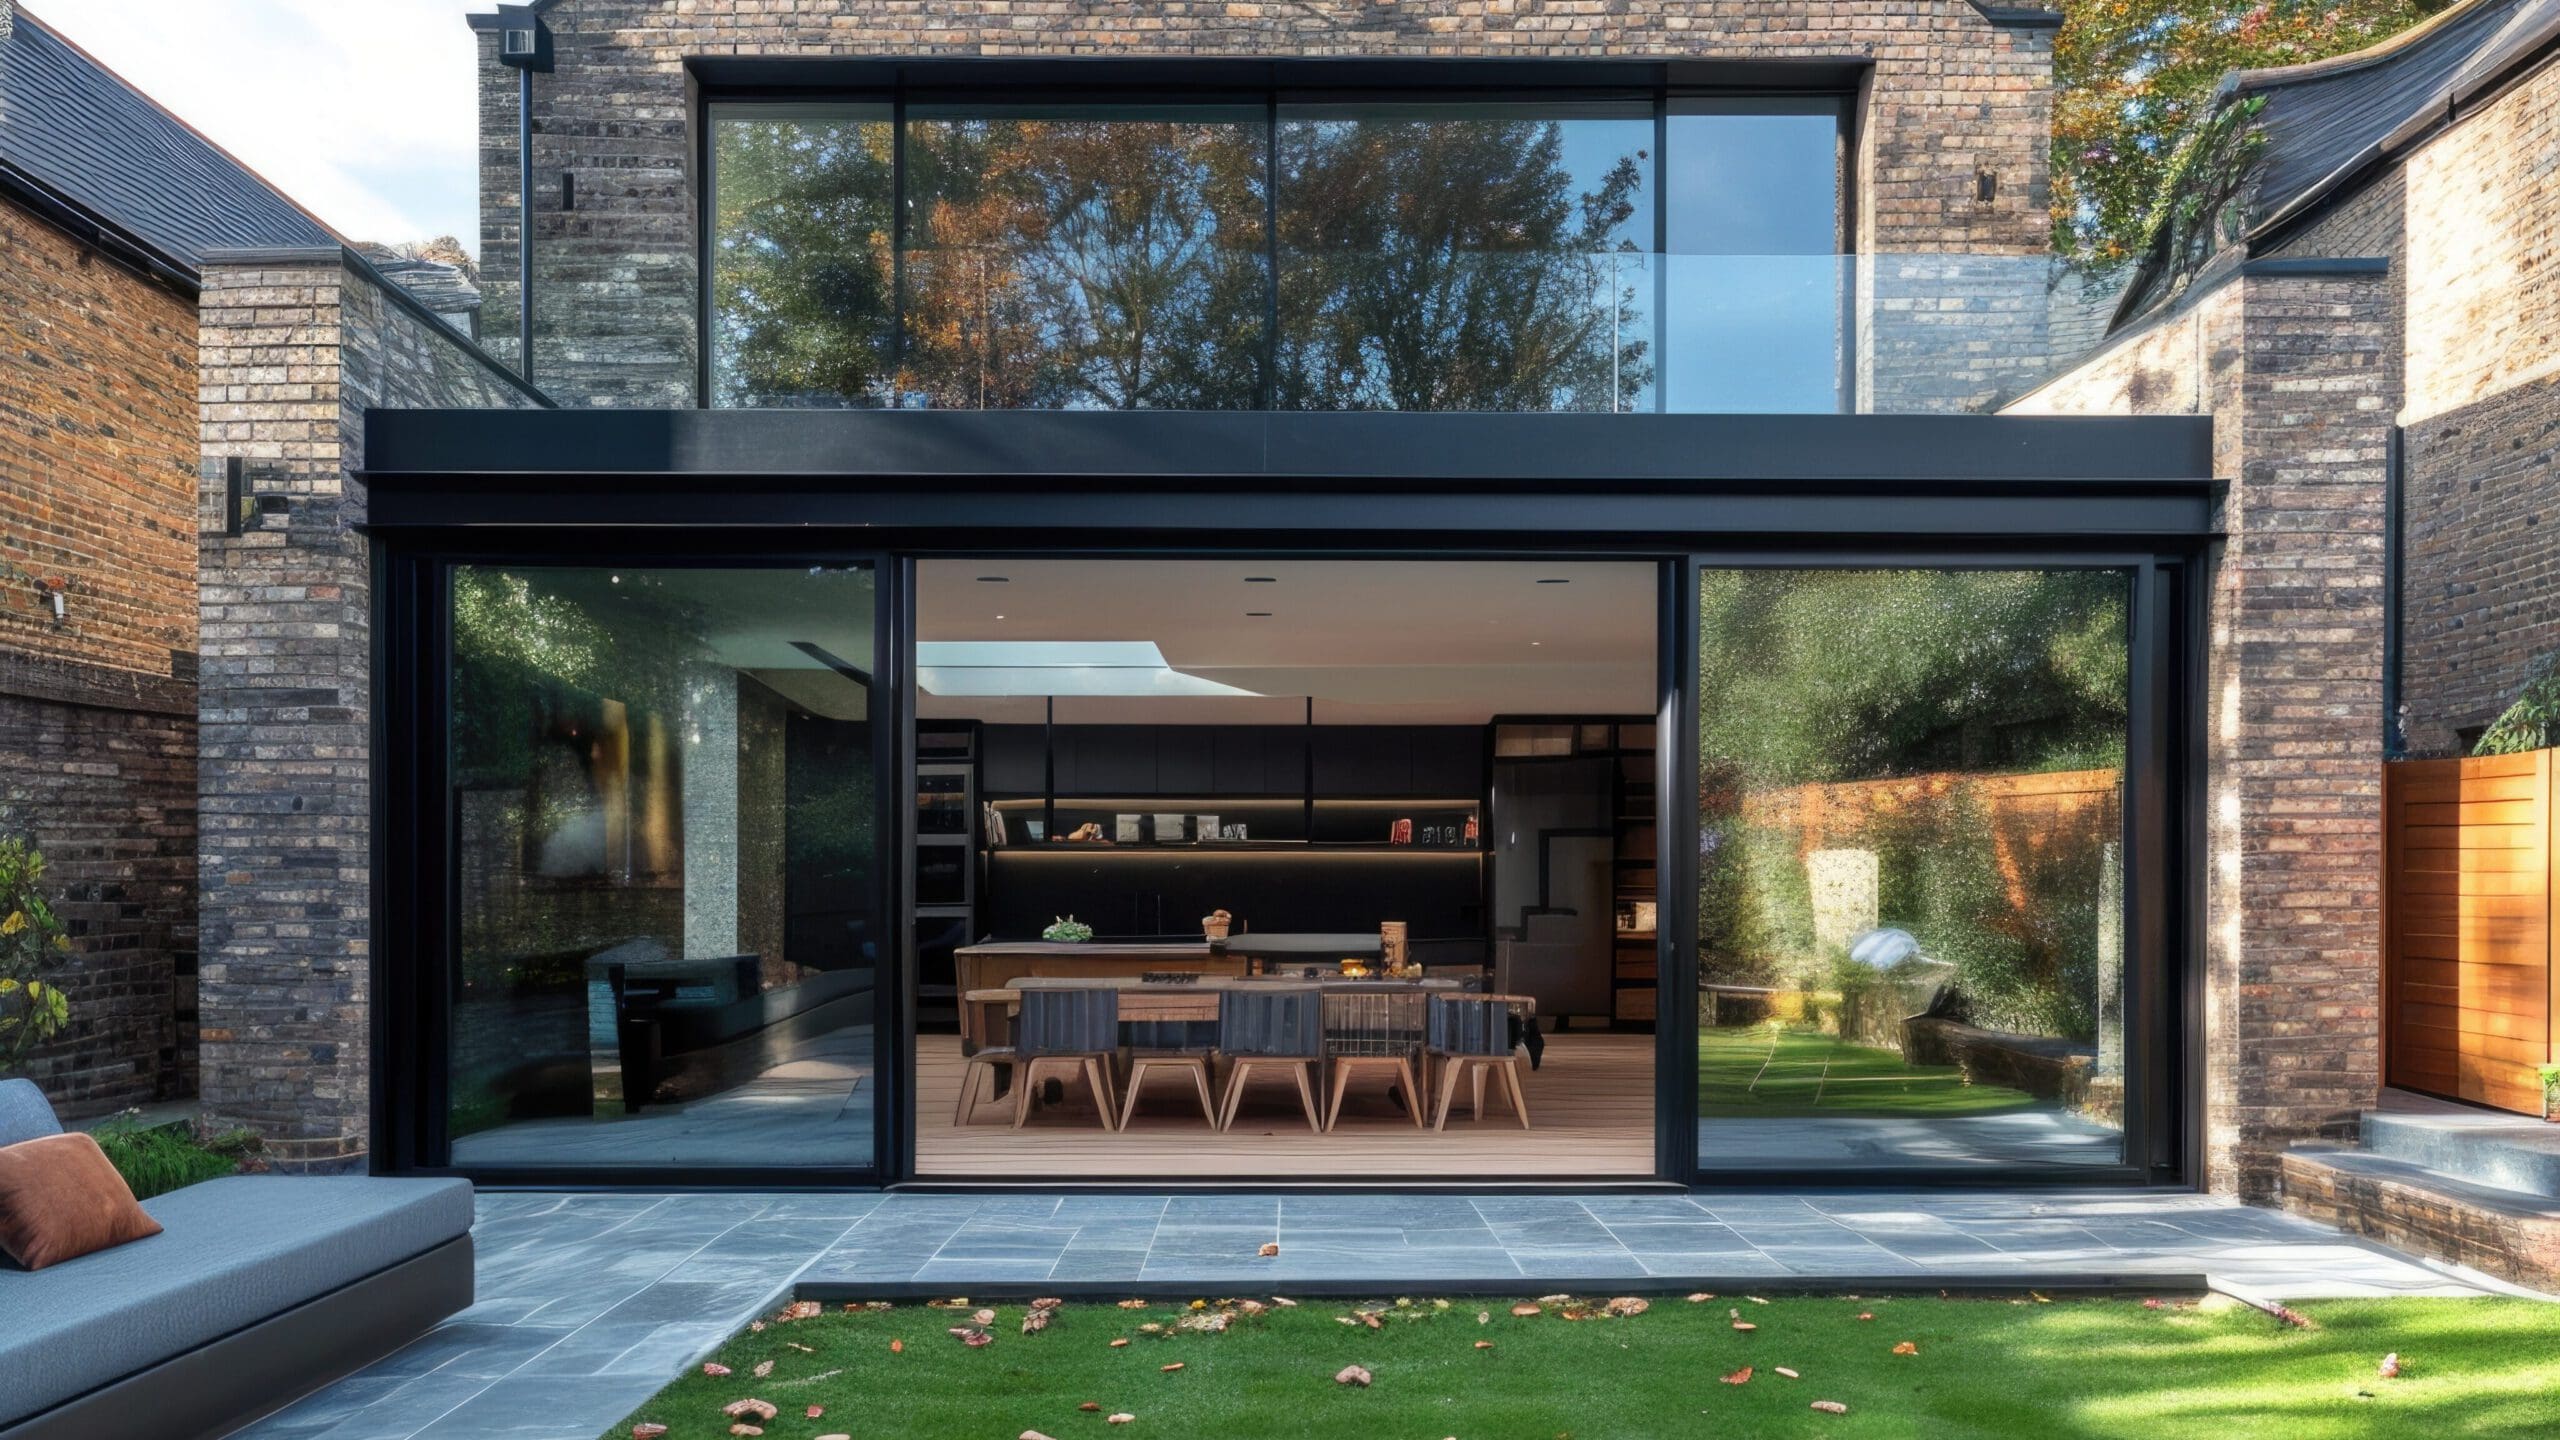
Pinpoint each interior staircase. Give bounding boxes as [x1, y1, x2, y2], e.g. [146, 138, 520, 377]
[2280, 1091, 2560, 1292]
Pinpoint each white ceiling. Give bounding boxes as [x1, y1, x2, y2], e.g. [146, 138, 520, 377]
[917, 559, 1658, 725]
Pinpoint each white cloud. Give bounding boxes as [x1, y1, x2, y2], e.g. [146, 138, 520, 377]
[29, 0, 486, 248]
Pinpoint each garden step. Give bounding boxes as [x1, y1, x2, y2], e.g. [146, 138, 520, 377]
[2361, 1101, 2560, 1201]
[2279, 1146, 2560, 1293]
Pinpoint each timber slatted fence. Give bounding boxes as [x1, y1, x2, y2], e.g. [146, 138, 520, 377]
[2384, 750, 2559, 1114]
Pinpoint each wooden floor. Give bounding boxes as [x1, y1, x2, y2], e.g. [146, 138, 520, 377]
[915, 1031, 1655, 1179]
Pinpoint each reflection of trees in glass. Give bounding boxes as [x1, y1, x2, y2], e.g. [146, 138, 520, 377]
[903, 117, 1268, 410]
[1695, 571, 2129, 1042]
[1276, 116, 1650, 412]
[711, 114, 896, 407]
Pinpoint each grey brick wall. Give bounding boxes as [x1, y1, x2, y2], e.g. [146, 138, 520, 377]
[2011, 267, 2394, 1201]
[477, 0, 2059, 408]
[195, 250, 541, 1167]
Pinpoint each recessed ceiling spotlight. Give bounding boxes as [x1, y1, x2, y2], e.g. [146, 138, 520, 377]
[1244, 576, 1278, 583]
[1247, 611, 1273, 618]
[994, 614, 1007, 621]
[1530, 641, 1542, 646]
[977, 575, 1010, 582]
[1536, 577, 1570, 584]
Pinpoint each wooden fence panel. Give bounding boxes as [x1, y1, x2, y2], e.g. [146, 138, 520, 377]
[2384, 750, 2556, 1114]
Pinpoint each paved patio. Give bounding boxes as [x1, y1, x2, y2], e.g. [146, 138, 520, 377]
[234, 1187, 2543, 1440]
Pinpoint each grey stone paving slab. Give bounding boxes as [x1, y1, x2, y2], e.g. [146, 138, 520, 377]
[225, 1186, 2539, 1440]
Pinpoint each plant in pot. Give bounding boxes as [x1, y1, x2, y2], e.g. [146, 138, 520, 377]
[0, 834, 74, 1073]
[1042, 916, 1094, 943]
[2541, 1064, 2560, 1124]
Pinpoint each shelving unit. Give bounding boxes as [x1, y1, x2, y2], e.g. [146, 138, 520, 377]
[912, 724, 979, 1029]
[1609, 721, 1659, 1026]
[987, 796, 1480, 851]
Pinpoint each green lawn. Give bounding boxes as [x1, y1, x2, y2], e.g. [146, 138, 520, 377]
[606, 1293, 2560, 1439]
[1699, 1025, 2044, 1118]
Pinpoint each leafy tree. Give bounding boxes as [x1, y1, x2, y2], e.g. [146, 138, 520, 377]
[711, 114, 897, 407]
[1275, 114, 1650, 412]
[2474, 655, 2560, 756]
[2053, 0, 2449, 265]
[0, 835, 73, 1072]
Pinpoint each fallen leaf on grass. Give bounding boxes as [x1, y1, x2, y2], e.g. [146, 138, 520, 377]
[973, 1308, 999, 1325]
[1033, 1298, 1064, 1310]
[632, 1426, 667, 1439]
[1477, 1311, 1491, 1325]
[751, 1360, 773, 1378]
[805, 1406, 823, 1420]
[1081, 1402, 1103, 1412]
[1892, 1342, 1919, 1356]
[1605, 1297, 1650, 1316]
[950, 1326, 994, 1347]
[786, 1342, 814, 1354]
[1745, 1296, 1769, 1305]
[1108, 1414, 1136, 1425]
[2379, 1353, 2402, 1378]
[1161, 1362, 1185, 1372]
[729, 1426, 762, 1437]
[1855, 1312, 1874, 1322]
[1721, 1367, 1753, 1385]
[1110, 1338, 1131, 1348]
[1335, 1365, 1373, 1387]
[2143, 1298, 2163, 1310]
[700, 1363, 731, 1377]
[1258, 1242, 1280, 1256]
[1811, 1400, 1848, 1414]
[1686, 1292, 1715, 1303]
[1023, 1309, 1054, 1334]
[1020, 1431, 1057, 1440]
[1775, 1367, 1800, 1379]
[1118, 1299, 1150, 1310]
[1475, 1341, 1495, 1350]
[1510, 1303, 1542, 1317]
[779, 1300, 822, 1322]
[1272, 1296, 1298, 1307]
[1728, 1308, 1756, 1333]
[888, 1339, 903, 1354]
[723, 1399, 779, 1422]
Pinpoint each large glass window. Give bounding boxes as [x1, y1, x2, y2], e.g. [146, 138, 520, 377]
[901, 105, 1270, 410]
[1664, 98, 1847, 413]
[1273, 101, 1655, 412]
[1695, 568, 2130, 1173]
[445, 565, 879, 1171]
[709, 107, 898, 409]
[706, 90, 1849, 413]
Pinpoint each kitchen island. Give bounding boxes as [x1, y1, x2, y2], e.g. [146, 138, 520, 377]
[952, 933, 1386, 996]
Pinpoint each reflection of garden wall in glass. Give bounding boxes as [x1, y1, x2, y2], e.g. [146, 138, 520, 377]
[1807, 848, 1877, 955]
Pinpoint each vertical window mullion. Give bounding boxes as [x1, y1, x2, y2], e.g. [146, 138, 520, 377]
[892, 93, 908, 400]
[1264, 94, 1281, 412]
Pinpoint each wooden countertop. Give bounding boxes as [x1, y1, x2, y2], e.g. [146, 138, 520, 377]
[957, 933, 1385, 958]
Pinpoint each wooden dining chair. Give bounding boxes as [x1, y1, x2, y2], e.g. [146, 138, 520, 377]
[953, 989, 1021, 1126]
[1118, 1009, 1218, 1130]
[1215, 986, 1324, 1133]
[1013, 987, 1121, 1131]
[1426, 994, 1530, 1130]
[1321, 989, 1426, 1130]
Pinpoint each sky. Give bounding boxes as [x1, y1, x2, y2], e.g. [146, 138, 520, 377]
[31, 0, 486, 249]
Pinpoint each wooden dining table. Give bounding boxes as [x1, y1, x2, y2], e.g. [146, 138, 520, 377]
[960, 974, 1533, 1054]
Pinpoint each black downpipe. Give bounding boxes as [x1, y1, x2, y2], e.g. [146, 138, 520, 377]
[2383, 424, 2405, 757]
[518, 65, 535, 384]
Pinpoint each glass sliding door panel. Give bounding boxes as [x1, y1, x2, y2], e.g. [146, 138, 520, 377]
[1274, 100, 1656, 413]
[444, 564, 880, 1172]
[1695, 568, 2131, 1174]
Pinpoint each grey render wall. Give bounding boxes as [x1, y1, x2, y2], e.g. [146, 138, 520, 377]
[474, 0, 2061, 409]
[195, 250, 543, 1167]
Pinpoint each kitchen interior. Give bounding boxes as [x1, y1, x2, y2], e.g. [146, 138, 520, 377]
[914, 559, 1660, 1178]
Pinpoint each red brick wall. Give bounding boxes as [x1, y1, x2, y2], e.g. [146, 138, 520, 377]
[0, 192, 200, 1115]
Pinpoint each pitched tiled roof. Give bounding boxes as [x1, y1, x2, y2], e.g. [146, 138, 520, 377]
[0, 6, 337, 277]
[2227, 0, 2560, 234]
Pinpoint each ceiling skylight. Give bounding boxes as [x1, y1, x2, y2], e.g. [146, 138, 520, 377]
[915, 641, 1263, 698]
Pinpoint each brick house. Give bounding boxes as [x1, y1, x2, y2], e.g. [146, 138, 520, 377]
[150, 0, 2558, 1263]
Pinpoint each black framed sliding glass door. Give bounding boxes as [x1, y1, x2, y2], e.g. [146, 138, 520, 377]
[417, 559, 893, 1181]
[1685, 558, 2187, 1184]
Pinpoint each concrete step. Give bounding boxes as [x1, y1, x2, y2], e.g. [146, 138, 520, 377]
[2363, 1104, 2560, 1201]
[2280, 1146, 2560, 1293]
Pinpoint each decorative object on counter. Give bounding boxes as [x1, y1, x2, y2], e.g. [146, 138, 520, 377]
[1202, 909, 1233, 942]
[1024, 819, 1046, 842]
[1618, 901, 1657, 934]
[1114, 814, 1143, 843]
[1222, 822, 1249, 841]
[1151, 812, 1187, 842]
[1464, 815, 1479, 846]
[1195, 814, 1219, 840]
[1336, 957, 1373, 978]
[1380, 920, 1410, 976]
[1064, 822, 1105, 842]
[1391, 818, 1414, 845]
[1041, 916, 1095, 943]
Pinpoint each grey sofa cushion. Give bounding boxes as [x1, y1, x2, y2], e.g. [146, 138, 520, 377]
[0, 1175, 473, 1427]
[0, 1079, 60, 1148]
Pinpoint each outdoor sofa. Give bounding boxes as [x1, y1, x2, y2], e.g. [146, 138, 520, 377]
[0, 1078, 475, 1440]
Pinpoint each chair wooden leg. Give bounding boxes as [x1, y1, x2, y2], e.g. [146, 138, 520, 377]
[1290, 1062, 1323, 1133]
[1500, 1058, 1531, 1129]
[1186, 1060, 1218, 1127]
[1471, 1065, 1488, 1122]
[1433, 1055, 1466, 1131]
[1393, 1058, 1424, 1129]
[1323, 1061, 1351, 1132]
[1083, 1057, 1117, 1131]
[1013, 1058, 1048, 1129]
[1117, 1059, 1148, 1131]
[1217, 1063, 1248, 1132]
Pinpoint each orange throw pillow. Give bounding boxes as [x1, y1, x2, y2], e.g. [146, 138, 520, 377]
[0, 1132, 163, 1270]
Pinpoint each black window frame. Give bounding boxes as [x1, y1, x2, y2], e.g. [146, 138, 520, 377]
[693, 64, 1857, 415]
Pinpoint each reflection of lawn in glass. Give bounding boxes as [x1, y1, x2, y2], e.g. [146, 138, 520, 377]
[1698, 1025, 2044, 1118]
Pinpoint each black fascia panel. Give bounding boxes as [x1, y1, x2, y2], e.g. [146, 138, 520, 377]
[684, 54, 1872, 97]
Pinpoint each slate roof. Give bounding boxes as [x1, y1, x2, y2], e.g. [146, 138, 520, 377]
[2225, 0, 2560, 233]
[0, 6, 337, 277]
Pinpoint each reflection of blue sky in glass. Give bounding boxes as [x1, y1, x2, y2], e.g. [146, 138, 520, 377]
[1665, 105, 1845, 414]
